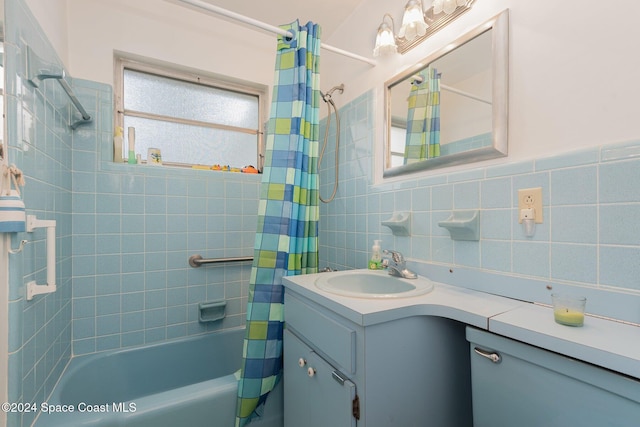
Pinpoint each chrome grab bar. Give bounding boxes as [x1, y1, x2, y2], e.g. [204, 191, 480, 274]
[189, 254, 253, 268]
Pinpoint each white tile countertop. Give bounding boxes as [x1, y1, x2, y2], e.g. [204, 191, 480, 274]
[282, 269, 640, 380]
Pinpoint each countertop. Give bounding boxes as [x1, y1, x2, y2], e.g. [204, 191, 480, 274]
[282, 269, 640, 380]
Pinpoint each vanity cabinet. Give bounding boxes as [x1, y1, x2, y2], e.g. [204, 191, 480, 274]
[467, 327, 640, 426]
[283, 290, 473, 427]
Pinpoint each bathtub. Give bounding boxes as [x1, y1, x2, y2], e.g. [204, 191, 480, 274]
[34, 328, 283, 427]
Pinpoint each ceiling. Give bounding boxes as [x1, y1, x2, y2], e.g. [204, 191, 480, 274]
[185, 0, 365, 40]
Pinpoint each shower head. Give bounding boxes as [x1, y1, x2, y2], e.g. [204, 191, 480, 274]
[321, 83, 345, 103]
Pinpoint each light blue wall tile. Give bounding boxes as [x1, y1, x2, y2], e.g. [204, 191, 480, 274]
[96, 275, 121, 296]
[551, 206, 597, 244]
[96, 173, 121, 194]
[599, 245, 640, 291]
[481, 209, 512, 240]
[535, 147, 599, 171]
[73, 318, 95, 340]
[432, 184, 453, 210]
[512, 242, 549, 278]
[96, 295, 121, 316]
[73, 298, 95, 319]
[550, 243, 597, 284]
[145, 309, 167, 329]
[599, 159, 640, 203]
[96, 194, 120, 214]
[96, 314, 120, 336]
[600, 139, 640, 162]
[73, 338, 96, 355]
[454, 241, 480, 267]
[486, 161, 534, 178]
[122, 292, 144, 313]
[121, 312, 144, 333]
[96, 235, 120, 254]
[121, 331, 144, 348]
[599, 204, 640, 245]
[550, 166, 597, 205]
[96, 335, 121, 352]
[481, 177, 511, 209]
[481, 241, 511, 272]
[122, 273, 145, 293]
[432, 237, 453, 264]
[454, 181, 480, 209]
[73, 235, 95, 255]
[121, 195, 145, 214]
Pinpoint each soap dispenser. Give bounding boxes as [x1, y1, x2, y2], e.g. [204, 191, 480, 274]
[368, 240, 382, 270]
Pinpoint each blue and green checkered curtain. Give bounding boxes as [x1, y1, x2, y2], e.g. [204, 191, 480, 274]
[235, 20, 321, 427]
[404, 67, 441, 163]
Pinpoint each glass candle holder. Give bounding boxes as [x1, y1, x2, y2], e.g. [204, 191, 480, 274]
[551, 294, 587, 327]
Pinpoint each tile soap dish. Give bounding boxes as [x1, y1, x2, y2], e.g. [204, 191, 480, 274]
[382, 212, 411, 236]
[198, 300, 226, 322]
[438, 210, 480, 241]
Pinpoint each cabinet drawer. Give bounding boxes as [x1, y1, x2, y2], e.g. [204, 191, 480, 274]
[285, 292, 356, 373]
[467, 327, 640, 427]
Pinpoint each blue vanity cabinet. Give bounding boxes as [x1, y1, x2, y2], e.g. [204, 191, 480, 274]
[284, 290, 473, 427]
[467, 327, 640, 426]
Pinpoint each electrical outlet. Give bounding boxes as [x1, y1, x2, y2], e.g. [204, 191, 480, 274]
[518, 187, 543, 224]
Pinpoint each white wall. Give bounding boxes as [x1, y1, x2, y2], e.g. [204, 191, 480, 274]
[25, 0, 69, 65]
[31, 0, 640, 167]
[322, 0, 640, 166]
[65, 0, 276, 90]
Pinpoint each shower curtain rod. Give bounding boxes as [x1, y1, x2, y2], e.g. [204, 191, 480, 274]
[175, 0, 377, 66]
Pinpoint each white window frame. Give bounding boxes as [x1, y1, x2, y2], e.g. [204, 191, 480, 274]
[114, 55, 267, 170]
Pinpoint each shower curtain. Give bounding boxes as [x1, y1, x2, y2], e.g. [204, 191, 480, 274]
[235, 20, 321, 427]
[404, 67, 441, 163]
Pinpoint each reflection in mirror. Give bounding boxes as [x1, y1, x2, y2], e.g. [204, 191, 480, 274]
[384, 10, 508, 178]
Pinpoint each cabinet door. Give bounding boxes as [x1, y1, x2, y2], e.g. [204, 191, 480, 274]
[284, 329, 357, 427]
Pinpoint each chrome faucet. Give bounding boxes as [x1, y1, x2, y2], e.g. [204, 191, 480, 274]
[382, 249, 417, 279]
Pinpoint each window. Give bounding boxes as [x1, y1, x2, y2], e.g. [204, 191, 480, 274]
[114, 56, 266, 170]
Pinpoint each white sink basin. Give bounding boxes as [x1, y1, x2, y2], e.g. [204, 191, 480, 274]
[314, 270, 434, 299]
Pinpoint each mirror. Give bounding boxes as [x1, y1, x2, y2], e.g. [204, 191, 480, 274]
[383, 10, 508, 178]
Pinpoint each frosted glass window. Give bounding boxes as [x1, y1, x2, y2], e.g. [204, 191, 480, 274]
[124, 70, 259, 129]
[116, 58, 264, 169]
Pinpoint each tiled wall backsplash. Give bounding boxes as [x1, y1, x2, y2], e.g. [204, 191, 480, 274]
[69, 80, 260, 356]
[6, 1, 74, 425]
[319, 90, 640, 323]
[7, 15, 260, 427]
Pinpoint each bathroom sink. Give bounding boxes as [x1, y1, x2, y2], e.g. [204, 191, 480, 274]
[314, 270, 434, 299]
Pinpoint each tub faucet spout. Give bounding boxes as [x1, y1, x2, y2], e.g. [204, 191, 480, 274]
[382, 249, 417, 279]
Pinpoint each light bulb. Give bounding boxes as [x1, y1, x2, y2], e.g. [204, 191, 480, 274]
[443, 0, 457, 14]
[433, 0, 444, 14]
[398, 0, 427, 41]
[373, 19, 397, 57]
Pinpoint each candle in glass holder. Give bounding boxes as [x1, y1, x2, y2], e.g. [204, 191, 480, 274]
[551, 294, 586, 327]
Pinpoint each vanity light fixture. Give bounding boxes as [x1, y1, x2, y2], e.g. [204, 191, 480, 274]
[433, 0, 468, 15]
[398, 0, 428, 42]
[379, 0, 476, 55]
[373, 13, 397, 57]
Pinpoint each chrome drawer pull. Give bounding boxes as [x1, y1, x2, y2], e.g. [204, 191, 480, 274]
[474, 347, 501, 363]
